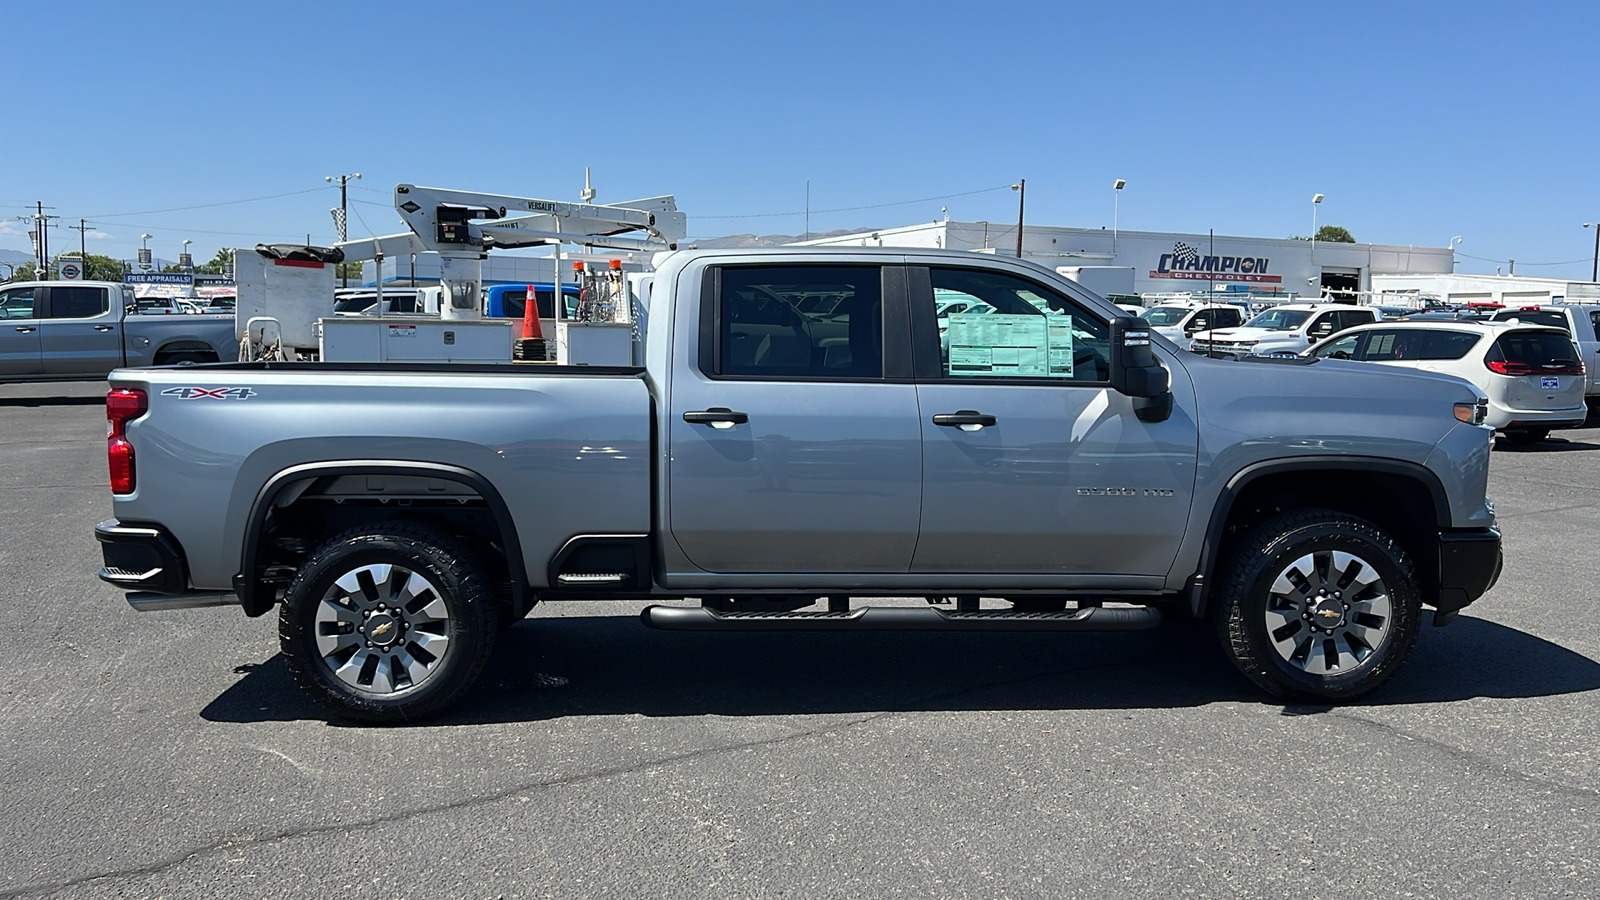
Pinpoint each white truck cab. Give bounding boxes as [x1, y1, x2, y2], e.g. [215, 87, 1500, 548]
[1141, 304, 1246, 344]
[1188, 303, 1379, 358]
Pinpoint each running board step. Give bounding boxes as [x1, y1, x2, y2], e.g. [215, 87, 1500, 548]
[640, 605, 1163, 632]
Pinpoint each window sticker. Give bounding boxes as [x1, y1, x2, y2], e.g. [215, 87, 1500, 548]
[946, 313, 1074, 378]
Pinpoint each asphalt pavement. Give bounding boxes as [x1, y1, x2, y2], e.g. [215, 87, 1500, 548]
[2, 380, 1598, 899]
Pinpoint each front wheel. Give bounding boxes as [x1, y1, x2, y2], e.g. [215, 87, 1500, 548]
[1213, 509, 1420, 702]
[279, 523, 497, 724]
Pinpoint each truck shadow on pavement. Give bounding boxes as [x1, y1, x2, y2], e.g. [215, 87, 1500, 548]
[0, 395, 104, 407]
[201, 613, 1600, 726]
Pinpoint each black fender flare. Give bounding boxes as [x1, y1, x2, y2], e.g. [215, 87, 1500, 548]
[233, 460, 527, 617]
[1188, 456, 1449, 617]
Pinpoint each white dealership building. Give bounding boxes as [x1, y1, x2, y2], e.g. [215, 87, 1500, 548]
[796, 220, 1456, 300]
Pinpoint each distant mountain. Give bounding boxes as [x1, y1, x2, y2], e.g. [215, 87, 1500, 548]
[0, 249, 34, 265]
[687, 228, 874, 249]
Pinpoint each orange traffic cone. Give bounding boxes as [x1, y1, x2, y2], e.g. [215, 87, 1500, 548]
[521, 285, 543, 339]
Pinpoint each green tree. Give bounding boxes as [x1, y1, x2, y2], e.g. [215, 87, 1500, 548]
[195, 248, 235, 275]
[10, 262, 36, 282]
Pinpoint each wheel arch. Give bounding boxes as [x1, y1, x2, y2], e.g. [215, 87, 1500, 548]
[234, 460, 528, 618]
[152, 340, 221, 364]
[1190, 457, 1449, 618]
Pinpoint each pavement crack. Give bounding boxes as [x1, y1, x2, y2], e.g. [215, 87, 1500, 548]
[1330, 707, 1600, 804]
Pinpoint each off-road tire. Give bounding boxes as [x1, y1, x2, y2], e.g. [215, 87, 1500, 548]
[1213, 509, 1420, 702]
[280, 522, 497, 724]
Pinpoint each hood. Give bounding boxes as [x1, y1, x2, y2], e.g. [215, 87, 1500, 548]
[1191, 325, 1289, 342]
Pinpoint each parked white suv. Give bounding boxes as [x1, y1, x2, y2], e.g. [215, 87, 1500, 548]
[1141, 304, 1246, 344]
[1488, 304, 1600, 400]
[1307, 320, 1588, 443]
[1189, 303, 1379, 358]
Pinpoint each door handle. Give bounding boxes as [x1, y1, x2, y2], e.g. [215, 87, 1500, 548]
[93, 325, 115, 332]
[683, 407, 749, 429]
[13, 326, 35, 334]
[932, 410, 997, 430]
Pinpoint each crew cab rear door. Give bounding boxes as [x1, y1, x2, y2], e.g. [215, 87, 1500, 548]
[666, 262, 922, 574]
[908, 265, 1197, 578]
[39, 284, 122, 375]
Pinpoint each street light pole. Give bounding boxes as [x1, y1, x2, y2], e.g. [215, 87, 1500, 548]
[326, 172, 361, 288]
[1011, 179, 1026, 259]
[1586, 224, 1600, 283]
[1311, 193, 1324, 260]
[1113, 179, 1126, 254]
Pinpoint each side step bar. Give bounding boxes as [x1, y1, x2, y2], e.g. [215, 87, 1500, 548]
[641, 605, 1163, 632]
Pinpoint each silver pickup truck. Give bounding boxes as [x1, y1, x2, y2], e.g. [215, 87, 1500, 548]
[1, 280, 235, 382]
[94, 248, 1503, 723]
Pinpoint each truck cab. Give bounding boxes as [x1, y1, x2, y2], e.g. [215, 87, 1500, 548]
[1188, 302, 1379, 358]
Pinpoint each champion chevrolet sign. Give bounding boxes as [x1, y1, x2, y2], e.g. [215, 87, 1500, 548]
[1151, 241, 1282, 284]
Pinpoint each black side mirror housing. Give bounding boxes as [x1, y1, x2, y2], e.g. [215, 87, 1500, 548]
[1109, 316, 1174, 422]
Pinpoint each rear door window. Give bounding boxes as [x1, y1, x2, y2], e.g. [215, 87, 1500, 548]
[709, 265, 884, 379]
[45, 286, 108, 319]
[1214, 307, 1243, 328]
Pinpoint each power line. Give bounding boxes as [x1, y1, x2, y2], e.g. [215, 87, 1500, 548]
[1457, 251, 1594, 267]
[85, 186, 328, 219]
[696, 184, 1014, 220]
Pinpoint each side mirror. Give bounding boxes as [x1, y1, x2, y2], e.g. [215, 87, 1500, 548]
[1109, 316, 1174, 423]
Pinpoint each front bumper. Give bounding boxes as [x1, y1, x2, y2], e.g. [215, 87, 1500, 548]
[1434, 526, 1503, 624]
[95, 519, 238, 611]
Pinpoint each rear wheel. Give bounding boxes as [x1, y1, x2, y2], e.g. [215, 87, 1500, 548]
[1213, 509, 1420, 702]
[279, 523, 496, 724]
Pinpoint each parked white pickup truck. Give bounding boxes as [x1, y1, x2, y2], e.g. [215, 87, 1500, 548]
[1188, 303, 1380, 358]
[1, 280, 236, 383]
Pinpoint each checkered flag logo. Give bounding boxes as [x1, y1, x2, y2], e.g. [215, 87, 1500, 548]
[1173, 241, 1200, 265]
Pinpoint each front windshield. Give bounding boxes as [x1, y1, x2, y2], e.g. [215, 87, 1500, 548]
[1142, 307, 1190, 326]
[1244, 309, 1311, 330]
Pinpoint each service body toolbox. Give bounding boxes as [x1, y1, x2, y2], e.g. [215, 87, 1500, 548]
[318, 317, 515, 363]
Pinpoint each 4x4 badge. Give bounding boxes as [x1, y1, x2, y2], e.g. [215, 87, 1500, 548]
[160, 387, 256, 400]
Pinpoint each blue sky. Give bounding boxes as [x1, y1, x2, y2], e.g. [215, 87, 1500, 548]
[5, 0, 1599, 278]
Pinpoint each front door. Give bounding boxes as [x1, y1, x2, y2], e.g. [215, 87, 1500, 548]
[0, 285, 42, 377]
[39, 285, 122, 376]
[910, 265, 1197, 576]
[667, 263, 922, 574]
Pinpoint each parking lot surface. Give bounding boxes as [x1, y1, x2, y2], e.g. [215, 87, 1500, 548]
[3, 381, 1599, 899]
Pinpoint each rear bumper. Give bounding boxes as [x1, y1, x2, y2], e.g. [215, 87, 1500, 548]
[95, 519, 239, 611]
[1434, 526, 1503, 624]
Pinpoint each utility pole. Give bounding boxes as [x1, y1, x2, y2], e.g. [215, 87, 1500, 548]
[326, 173, 361, 287]
[70, 219, 91, 269]
[18, 202, 58, 274]
[1012, 179, 1026, 258]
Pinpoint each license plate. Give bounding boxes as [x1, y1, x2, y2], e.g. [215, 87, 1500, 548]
[1541, 376, 1560, 389]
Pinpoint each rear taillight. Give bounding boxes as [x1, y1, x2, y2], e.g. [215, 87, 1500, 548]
[1484, 360, 1533, 376]
[1489, 359, 1586, 376]
[107, 388, 147, 494]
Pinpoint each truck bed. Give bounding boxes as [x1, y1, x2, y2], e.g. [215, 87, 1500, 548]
[108, 363, 654, 591]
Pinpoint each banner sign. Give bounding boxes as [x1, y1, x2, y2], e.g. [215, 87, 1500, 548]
[125, 273, 194, 286]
